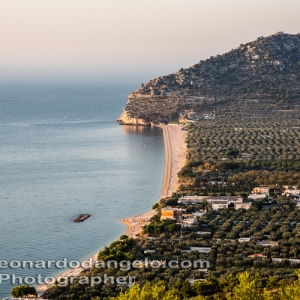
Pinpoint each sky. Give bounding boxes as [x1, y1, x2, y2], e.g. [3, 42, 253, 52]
[1, 0, 300, 85]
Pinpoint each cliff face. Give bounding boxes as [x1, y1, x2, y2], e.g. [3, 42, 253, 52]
[117, 94, 180, 125]
[117, 108, 151, 126]
[118, 33, 300, 125]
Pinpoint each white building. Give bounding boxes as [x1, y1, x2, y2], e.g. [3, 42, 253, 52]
[206, 196, 243, 203]
[178, 195, 208, 204]
[190, 247, 211, 254]
[197, 231, 211, 236]
[238, 237, 252, 243]
[144, 250, 156, 254]
[272, 258, 300, 264]
[192, 211, 206, 217]
[183, 218, 198, 225]
[235, 202, 252, 210]
[212, 202, 228, 210]
[248, 193, 269, 200]
[252, 186, 270, 194]
[283, 189, 300, 196]
[257, 241, 279, 247]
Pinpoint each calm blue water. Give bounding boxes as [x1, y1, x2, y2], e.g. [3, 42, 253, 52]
[0, 84, 165, 298]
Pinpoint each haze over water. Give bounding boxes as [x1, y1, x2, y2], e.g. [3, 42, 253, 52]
[0, 84, 165, 297]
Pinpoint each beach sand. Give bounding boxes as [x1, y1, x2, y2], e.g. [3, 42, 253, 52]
[120, 124, 187, 237]
[37, 124, 187, 293]
[120, 209, 156, 238]
[159, 124, 187, 199]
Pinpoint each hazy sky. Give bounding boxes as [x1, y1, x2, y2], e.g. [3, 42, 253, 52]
[1, 0, 300, 84]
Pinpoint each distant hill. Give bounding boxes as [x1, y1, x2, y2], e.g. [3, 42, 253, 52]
[118, 32, 300, 125]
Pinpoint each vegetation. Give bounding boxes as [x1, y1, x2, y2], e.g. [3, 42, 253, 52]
[6, 28, 299, 300]
[46, 270, 300, 299]
[142, 217, 181, 235]
[43, 196, 300, 299]
[98, 238, 136, 262]
[111, 271, 300, 299]
[179, 121, 300, 194]
[110, 281, 183, 300]
[10, 285, 36, 297]
[43, 118, 300, 299]
[121, 33, 300, 124]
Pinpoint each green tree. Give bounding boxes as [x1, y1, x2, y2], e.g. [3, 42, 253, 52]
[225, 272, 263, 300]
[111, 281, 181, 300]
[194, 276, 222, 296]
[11, 285, 36, 297]
[152, 203, 159, 209]
[271, 269, 300, 300]
[225, 147, 239, 158]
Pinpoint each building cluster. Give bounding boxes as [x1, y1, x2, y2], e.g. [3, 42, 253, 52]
[179, 186, 300, 210]
[248, 186, 281, 199]
[282, 185, 300, 196]
[157, 184, 300, 266]
[178, 195, 251, 211]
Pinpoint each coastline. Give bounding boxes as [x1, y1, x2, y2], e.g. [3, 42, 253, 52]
[159, 124, 187, 199]
[37, 124, 187, 293]
[120, 124, 187, 237]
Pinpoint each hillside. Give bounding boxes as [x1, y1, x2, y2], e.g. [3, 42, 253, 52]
[118, 32, 300, 125]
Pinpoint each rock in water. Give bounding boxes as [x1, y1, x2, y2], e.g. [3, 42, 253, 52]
[74, 214, 90, 223]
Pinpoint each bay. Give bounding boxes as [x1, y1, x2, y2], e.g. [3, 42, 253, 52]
[0, 84, 165, 298]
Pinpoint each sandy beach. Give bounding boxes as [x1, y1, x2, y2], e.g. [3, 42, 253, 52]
[120, 209, 156, 238]
[37, 124, 187, 293]
[158, 124, 187, 199]
[120, 124, 187, 237]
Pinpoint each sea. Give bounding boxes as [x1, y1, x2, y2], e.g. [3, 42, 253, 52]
[0, 83, 165, 298]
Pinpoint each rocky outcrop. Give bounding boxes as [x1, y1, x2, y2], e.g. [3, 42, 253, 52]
[74, 214, 90, 223]
[118, 94, 181, 125]
[117, 107, 151, 126]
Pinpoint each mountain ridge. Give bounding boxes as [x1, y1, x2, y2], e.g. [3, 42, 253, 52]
[118, 32, 300, 125]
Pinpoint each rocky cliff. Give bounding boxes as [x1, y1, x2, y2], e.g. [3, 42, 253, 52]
[118, 107, 151, 126]
[118, 32, 300, 125]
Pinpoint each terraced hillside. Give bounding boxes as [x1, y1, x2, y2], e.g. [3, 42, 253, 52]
[118, 32, 300, 125]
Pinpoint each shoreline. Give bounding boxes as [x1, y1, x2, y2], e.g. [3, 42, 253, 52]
[37, 124, 187, 293]
[159, 124, 187, 199]
[120, 124, 187, 237]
